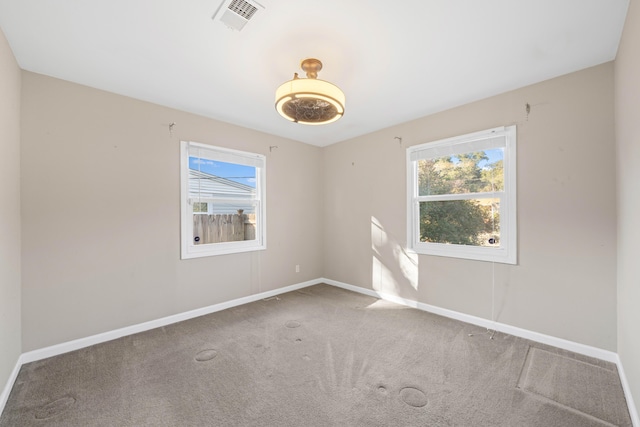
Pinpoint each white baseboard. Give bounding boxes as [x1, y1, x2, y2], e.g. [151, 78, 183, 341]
[322, 278, 637, 426]
[2, 277, 637, 426]
[1, 278, 321, 417]
[0, 355, 24, 418]
[322, 278, 618, 362]
[615, 354, 640, 427]
[21, 278, 323, 364]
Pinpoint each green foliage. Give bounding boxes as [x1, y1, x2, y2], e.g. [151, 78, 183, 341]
[481, 159, 504, 192]
[420, 200, 490, 245]
[418, 151, 502, 246]
[193, 202, 208, 213]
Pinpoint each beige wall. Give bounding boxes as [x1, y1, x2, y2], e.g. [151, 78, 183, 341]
[6, 19, 629, 405]
[0, 29, 21, 394]
[3, 18, 635, 417]
[615, 0, 640, 416]
[20, 72, 324, 351]
[324, 63, 617, 351]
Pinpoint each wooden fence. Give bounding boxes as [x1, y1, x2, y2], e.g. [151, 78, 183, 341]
[193, 213, 255, 244]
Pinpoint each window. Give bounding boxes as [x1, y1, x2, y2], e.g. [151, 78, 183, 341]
[407, 126, 516, 264]
[192, 202, 209, 214]
[180, 141, 266, 259]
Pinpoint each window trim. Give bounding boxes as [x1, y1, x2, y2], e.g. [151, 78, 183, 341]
[406, 126, 517, 264]
[180, 141, 266, 259]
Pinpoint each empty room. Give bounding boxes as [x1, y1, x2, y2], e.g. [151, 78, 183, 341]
[1, 0, 639, 425]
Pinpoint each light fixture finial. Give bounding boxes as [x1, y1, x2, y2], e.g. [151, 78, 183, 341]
[301, 58, 322, 79]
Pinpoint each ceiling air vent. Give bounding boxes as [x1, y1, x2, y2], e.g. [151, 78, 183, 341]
[213, 0, 265, 31]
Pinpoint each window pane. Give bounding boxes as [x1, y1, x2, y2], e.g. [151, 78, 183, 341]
[189, 157, 257, 203]
[419, 198, 500, 247]
[181, 141, 266, 259]
[189, 156, 258, 244]
[192, 201, 257, 245]
[193, 202, 208, 213]
[418, 148, 504, 196]
[190, 157, 256, 188]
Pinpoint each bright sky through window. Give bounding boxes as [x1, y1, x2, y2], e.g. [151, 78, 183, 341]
[189, 157, 256, 188]
[478, 148, 503, 168]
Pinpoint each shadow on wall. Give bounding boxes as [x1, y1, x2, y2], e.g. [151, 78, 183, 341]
[371, 216, 419, 298]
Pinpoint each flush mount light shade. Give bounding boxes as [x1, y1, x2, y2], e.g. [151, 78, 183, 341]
[275, 58, 345, 125]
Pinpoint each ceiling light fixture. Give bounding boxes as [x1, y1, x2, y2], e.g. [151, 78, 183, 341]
[275, 58, 345, 125]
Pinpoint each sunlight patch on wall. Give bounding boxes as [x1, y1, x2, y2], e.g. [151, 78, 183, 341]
[371, 216, 419, 293]
[372, 255, 395, 293]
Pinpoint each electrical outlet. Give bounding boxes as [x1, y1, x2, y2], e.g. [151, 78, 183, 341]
[295, 265, 300, 273]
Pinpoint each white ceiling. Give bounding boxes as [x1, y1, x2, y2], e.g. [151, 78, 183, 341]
[0, 0, 629, 147]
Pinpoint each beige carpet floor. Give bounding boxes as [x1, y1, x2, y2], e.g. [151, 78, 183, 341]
[0, 284, 632, 426]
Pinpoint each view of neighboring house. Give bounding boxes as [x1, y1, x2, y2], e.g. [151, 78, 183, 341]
[188, 169, 256, 215]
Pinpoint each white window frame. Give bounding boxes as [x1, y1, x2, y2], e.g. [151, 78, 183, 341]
[406, 126, 517, 264]
[180, 141, 266, 259]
